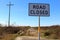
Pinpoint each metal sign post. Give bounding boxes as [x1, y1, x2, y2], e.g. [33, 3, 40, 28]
[28, 3, 50, 40]
[38, 16, 40, 40]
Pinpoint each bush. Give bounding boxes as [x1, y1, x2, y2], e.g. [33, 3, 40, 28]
[44, 31, 51, 36]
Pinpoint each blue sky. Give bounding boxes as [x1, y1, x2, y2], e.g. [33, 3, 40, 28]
[0, 0, 60, 26]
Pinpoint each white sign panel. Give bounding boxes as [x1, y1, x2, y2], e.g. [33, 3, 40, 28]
[28, 3, 50, 16]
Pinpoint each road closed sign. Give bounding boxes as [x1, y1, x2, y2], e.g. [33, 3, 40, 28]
[28, 3, 50, 16]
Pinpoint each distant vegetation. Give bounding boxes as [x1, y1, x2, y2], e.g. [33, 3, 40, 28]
[40, 25, 60, 39]
[0, 24, 60, 40]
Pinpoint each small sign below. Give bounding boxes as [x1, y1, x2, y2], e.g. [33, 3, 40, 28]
[28, 3, 50, 16]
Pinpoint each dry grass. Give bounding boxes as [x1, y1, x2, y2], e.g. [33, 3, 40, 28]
[0, 34, 17, 40]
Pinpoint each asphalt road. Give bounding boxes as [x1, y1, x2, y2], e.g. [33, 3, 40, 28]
[15, 36, 60, 40]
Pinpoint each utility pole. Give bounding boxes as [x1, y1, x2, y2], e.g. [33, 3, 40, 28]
[7, 2, 14, 27]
